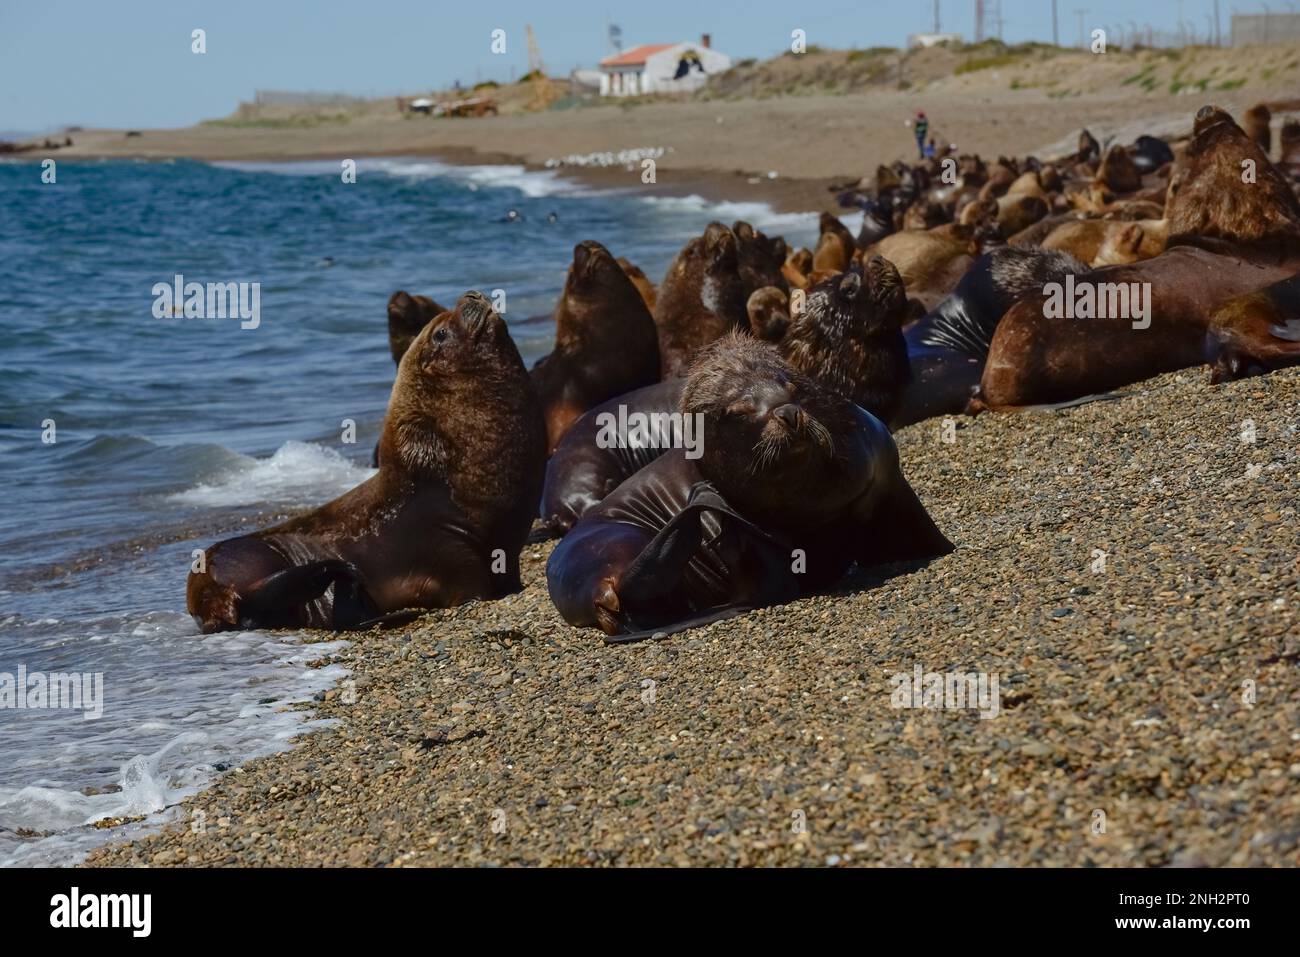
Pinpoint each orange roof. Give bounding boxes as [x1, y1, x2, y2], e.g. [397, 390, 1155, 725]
[600, 43, 675, 67]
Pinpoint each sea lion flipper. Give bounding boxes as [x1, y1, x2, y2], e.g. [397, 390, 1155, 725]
[853, 479, 954, 566]
[617, 490, 714, 606]
[242, 560, 376, 631]
[602, 606, 757, 645]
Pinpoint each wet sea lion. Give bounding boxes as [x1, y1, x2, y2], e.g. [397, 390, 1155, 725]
[530, 240, 661, 452]
[187, 292, 547, 632]
[617, 257, 657, 312]
[782, 259, 911, 425]
[1206, 273, 1300, 383]
[971, 107, 1300, 410]
[653, 222, 748, 378]
[545, 334, 952, 641]
[1131, 135, 1174, 175]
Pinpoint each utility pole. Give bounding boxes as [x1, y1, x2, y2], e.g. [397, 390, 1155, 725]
[1074, 8, 1087, 48]
[1213, 0, 1220, 45]
[934, 0, 940, 33]
[975, 0, 985, 42]
[1053, 0, 1060, 45]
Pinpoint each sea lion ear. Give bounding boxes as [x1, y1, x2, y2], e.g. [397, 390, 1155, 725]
[458, 290, 494, 337]
[733, 221, 755, 241]
[770, 237, 788, 261]
[837, 270, 862, 301]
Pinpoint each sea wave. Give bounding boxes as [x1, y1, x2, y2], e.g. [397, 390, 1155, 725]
[167, 440, 375, 508]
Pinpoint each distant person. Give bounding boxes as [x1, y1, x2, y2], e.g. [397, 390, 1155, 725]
[911, 111, 930, 160]
[923, 138, 937, 159]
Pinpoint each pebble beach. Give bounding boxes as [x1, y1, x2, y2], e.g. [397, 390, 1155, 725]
[87, 364, 1300, 868]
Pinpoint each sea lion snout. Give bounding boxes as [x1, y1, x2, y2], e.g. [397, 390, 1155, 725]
[772, 402, 802, 431]
[836, 271, 862, 301]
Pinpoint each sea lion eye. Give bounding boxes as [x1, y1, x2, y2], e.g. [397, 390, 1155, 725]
[433, 328, 449, 343]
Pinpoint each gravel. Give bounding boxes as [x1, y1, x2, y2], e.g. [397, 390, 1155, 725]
[86, 366, 1300, 867]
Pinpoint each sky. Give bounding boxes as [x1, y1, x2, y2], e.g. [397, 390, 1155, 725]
[0, 0, 1274, 131]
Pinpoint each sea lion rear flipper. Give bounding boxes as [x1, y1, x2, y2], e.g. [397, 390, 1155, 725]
[242, 560, 377, 631]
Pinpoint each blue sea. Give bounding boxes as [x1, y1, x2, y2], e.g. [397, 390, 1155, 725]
[0, 155, 820, 865]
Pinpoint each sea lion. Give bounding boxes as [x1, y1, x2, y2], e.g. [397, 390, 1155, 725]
[782, 259, 911, 425]
[530, 240, 661, 452]
[1040, 218, 1167, 267]
[812, 212, 856, 273]
[734, 221, 789, 294]
[388, 291, 446, 364]
[971, 107, 1300, 410]
[617, 257, 657, 312]
[540, 261, 913, 533]
[545, 334, 952, 641]
[187, 292, 547, 632]
[1206, 273, 1300, 383]
[1095, 145, 1142, 194]
[747, 286, 792, 342]
[782, 247, 814, 289]
[866, 224, 982, 312]
[896, 245, 1084, 427]
[1279, 120, 1300, 178]
[1131, 135, 1174, 175]
[996, 194, 1049, 237]
[653, 222, 748, 378]
[1243, 103, 1272, 155]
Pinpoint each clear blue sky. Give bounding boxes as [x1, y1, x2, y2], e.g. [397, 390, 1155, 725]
[0, 0, 1258, 130]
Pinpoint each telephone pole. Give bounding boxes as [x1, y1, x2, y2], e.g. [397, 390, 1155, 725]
[1074, 8, 1087, 48]
[1053, 0, 1060, 45]
[934, 0, 940, 33]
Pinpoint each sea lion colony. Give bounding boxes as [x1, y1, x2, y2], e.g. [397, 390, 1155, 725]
[188, 104, 1300, 640]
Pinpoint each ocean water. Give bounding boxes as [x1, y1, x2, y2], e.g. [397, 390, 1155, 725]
[0, 155, 819, 865]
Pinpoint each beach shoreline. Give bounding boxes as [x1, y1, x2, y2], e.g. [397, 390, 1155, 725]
[83, 365, 1300, 868]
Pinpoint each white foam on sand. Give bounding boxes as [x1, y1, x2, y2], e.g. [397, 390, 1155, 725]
[167, 440, 374, 508]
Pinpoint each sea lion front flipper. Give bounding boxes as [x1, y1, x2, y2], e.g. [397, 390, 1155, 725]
[853, 478, 954, 567]
[241, 560, 377, 631]
[602, 606, 757, 645]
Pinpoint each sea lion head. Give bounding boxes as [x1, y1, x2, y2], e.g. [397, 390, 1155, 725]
[746, 286, 791, 342]
[1165, 105, 1300, 249]
[387, 291, 445, 365]
[733, 220, 789, 293]
[682, 332, 872, 524]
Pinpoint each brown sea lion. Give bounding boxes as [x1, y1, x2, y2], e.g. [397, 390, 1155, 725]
[782, 259, 911, 425]
[653, 222, 748, 378]
[1243, 103, 1272, 155]
[996, 194, 1049, 237]
[545, 334, 952, 641]
[1040, 218, 1167, 267]
[387, 291, 445, 364]
[530, 240, 661, 453]
[903, 199, 948, 231]
[617, 257, 657, 312]
[867, 224, 981, 312]
[1206, 273, 1300, 382]
[782, 247, 814, 289]
[187, 292, 547, 632]
[1096, 145, 1142, 194]
[1279, 119, 1300, 177]
[734, 221, 789, 294]
[971, 106, 1300, 411]
[812, 212, 856, 273]
[747, 286, 791, 342]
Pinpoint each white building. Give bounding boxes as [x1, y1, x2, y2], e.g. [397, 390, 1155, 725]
[908, 32, 962, 48]
[599, 36, 731, 96]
